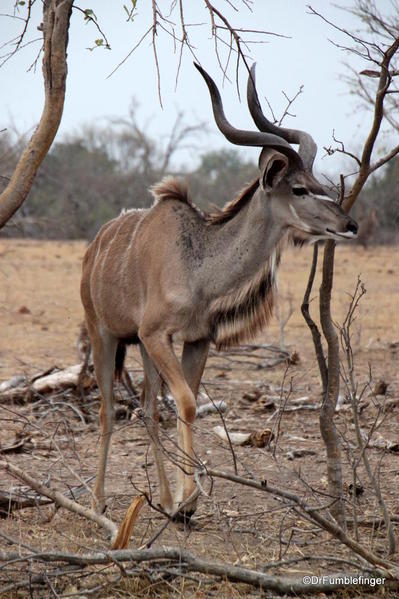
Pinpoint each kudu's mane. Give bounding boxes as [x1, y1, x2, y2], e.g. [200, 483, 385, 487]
[206, 178, 260, 225]
[150, 177, 206, 220]
[150, 176, 260, 226]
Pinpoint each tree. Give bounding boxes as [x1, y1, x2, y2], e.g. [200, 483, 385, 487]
[0, 0, 73, 227]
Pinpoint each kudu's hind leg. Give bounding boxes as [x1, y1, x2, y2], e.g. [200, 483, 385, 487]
[88, 323, 118, 514]
[139, 344, 174, 514]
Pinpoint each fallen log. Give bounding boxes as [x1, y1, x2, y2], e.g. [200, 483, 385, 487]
[32, 364, 95, 394]
[0, 364, 96, 403]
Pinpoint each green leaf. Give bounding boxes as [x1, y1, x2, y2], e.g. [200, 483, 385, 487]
[123, 0, 137, 22]
[83, 8, 97, 22]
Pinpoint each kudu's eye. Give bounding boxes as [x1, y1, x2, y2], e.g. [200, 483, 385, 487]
[292, 186, 309, 196]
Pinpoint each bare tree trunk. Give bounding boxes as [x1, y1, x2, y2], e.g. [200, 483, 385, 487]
[0, 0, 73, 229]
[302, 243, 346, 527]
[301, 243, 328, 392]
[319, 240, 346, 529]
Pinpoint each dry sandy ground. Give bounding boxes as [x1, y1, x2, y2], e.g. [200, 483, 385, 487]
[1, 239, 399, 597]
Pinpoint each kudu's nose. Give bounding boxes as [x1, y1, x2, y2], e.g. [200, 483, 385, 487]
[346, 219, 358, 235]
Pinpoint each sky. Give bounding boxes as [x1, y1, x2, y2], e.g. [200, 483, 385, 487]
[0, 0, 396, 175]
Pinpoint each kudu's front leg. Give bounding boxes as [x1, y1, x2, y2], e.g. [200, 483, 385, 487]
[139, 344, 174, 514]
[175, 339, 210, 509]
[139, 329, 200, 515]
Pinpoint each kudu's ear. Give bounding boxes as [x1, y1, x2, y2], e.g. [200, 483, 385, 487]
[258, 148, 289, 190]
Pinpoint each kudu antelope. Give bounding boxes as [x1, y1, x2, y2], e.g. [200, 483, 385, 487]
[81, 63, 358, 523]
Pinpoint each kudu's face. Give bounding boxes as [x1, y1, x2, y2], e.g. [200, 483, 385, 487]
[194, 61, 358, 243]
[260, 151, 358, 242]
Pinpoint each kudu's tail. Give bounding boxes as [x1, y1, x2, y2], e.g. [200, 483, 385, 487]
[115, 342, 127, 380]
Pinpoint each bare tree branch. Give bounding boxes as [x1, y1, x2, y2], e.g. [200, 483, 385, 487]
[204, 468, 394, 571]
[0, 458, 118, 540]
[340, 279, 396, 555]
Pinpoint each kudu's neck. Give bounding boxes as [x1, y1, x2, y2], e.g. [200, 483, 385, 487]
[200, 187, 284, 299]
